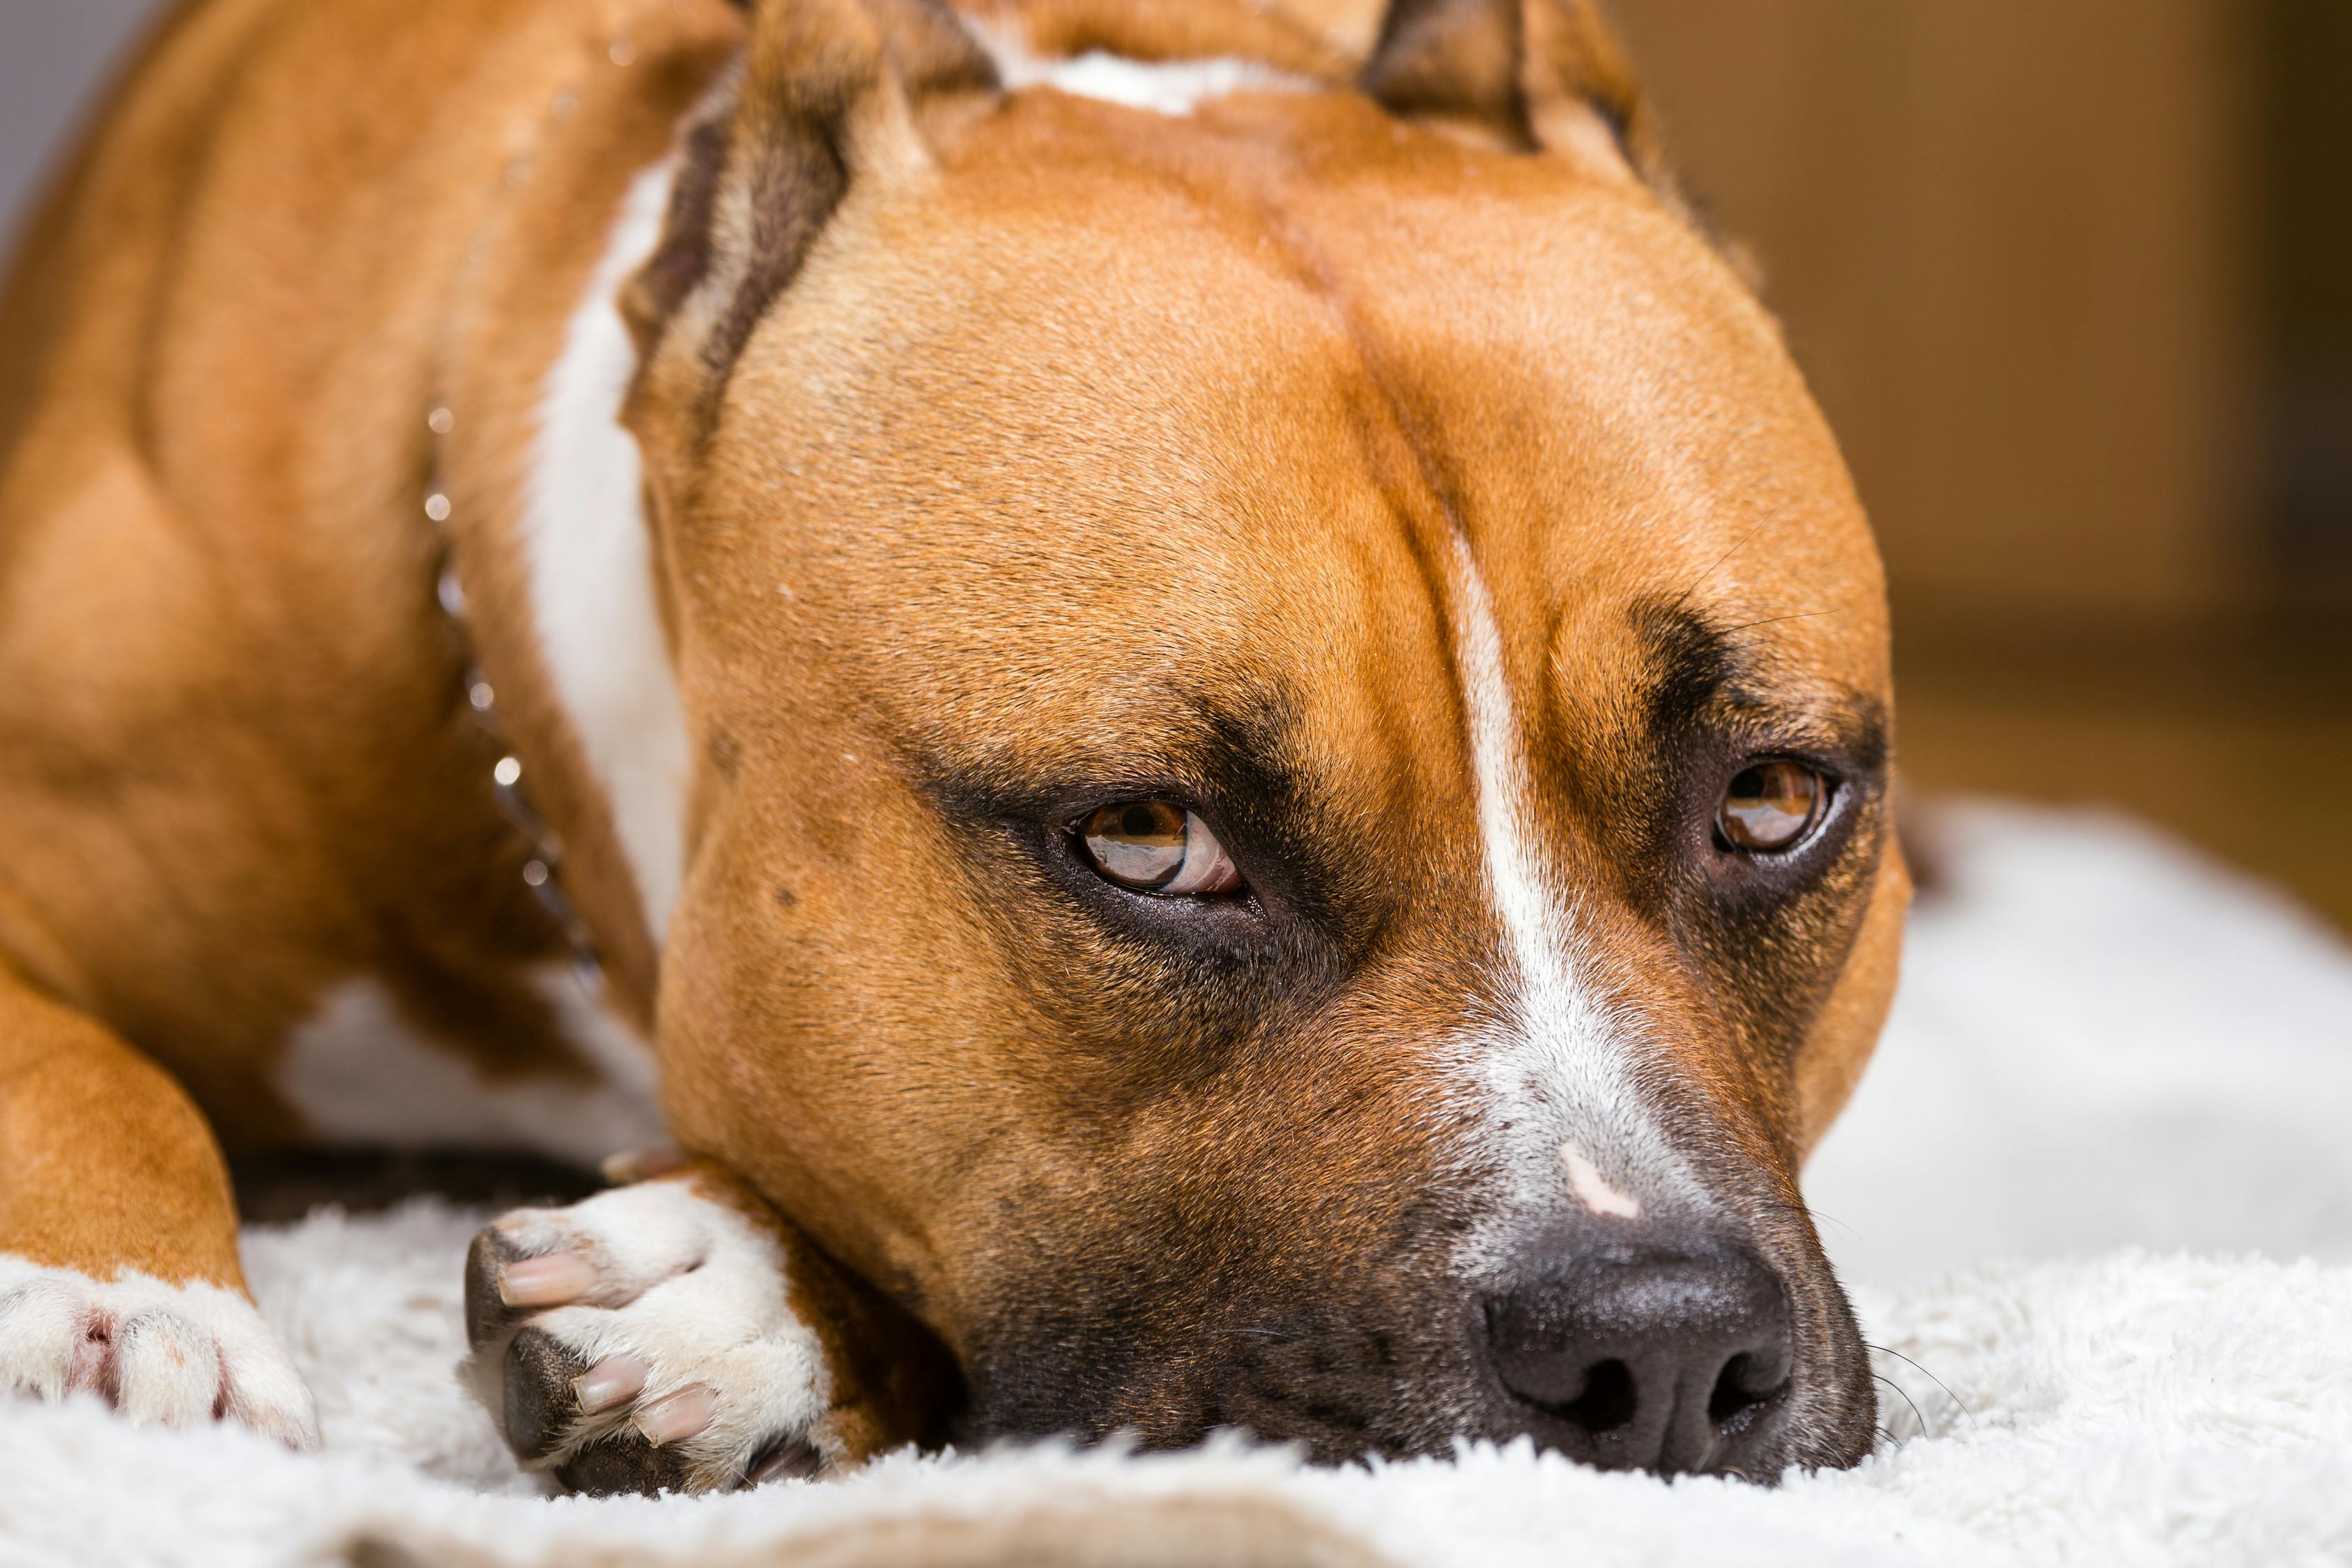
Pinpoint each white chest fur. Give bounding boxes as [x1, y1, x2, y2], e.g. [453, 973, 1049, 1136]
[973, 26, 1320, 117]
[523, 160, 693, 945]
[277, 968, 664, 1166]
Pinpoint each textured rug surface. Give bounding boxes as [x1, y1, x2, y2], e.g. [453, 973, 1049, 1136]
[3, 800, 2349, 1568]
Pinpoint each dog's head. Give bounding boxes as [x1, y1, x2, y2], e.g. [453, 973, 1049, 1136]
[629, 0, 1903, 1476]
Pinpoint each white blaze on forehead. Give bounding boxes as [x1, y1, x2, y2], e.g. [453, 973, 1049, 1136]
[972, 22, 1321, 117]
[1447, 537, 1694, 1220]
[525, 160, 691, 943]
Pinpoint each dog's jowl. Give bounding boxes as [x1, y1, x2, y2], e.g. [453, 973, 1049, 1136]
[0, 0, 1905, 1491]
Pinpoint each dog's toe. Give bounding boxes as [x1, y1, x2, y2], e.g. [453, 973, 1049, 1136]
[557, 1429, 696, 1498]
[502, 1327, 590, 1461]
[465, 1176, 838, 1495]
[0, 1256, 318, 1447]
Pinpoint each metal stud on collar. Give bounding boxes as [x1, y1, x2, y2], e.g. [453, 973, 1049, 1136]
[415, 47, 638, 999]
[424, 406, 604, 994]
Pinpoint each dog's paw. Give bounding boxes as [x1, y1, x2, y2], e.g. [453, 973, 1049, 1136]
[0, 1254, 318, 1447]
[464, 1176, 838, 1496]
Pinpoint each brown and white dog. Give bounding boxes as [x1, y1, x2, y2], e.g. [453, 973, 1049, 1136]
[0, 0, 1906, 1493]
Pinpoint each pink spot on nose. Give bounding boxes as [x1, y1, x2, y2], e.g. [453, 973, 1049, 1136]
[1560, 1144, 1642, 1219]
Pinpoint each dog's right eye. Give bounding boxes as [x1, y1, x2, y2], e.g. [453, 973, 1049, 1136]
[1075, 802, 1243, 896]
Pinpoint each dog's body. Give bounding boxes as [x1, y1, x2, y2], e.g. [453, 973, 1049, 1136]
[0, 0, 1906, 1489]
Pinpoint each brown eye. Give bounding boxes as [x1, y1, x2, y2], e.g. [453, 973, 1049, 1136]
[1716, 760, 1825, 852]
[1077, 801, 1242, 896]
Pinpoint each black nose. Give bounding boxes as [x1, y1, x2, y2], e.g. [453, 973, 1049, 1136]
[1485, 1237, 1794, 1475]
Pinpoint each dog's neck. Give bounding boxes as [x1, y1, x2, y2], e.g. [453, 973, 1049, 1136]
[428, 157, 685, 997]
[422, 0, 737, 1035]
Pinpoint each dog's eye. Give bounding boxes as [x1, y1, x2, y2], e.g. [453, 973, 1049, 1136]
[1076, 801, 1242, 896]
[1716, 760, 1826, 852]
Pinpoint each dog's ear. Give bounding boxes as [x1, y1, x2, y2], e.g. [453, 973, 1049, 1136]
[623, 0, 996, 449]
[1360, 0, 1664, 183]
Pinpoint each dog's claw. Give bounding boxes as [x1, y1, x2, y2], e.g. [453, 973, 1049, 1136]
[748, 1436, 824, 1485]
[500, 1252, 598, 1308]
[574, 1354, 647, 1414]
[633, 1384, 716, 1445]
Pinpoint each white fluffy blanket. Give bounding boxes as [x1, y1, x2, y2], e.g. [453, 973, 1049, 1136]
[4, 801, 2350, 1567]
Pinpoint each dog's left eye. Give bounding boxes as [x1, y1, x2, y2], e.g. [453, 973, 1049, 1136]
[1716, 760, 1827, 853]
[1076, 801, 1243, 896]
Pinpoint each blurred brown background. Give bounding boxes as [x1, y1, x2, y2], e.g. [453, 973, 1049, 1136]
[1606, 0, 2352, 930]
[7, 0, 2349, 927]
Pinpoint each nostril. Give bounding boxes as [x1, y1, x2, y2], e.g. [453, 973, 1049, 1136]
[1558, 1358, 1636, 1434]
[1707, 1351, 1787, 1426]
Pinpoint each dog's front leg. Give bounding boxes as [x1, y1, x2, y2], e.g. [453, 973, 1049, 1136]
[0, 964, 317, 1444]
[465, 1160, 951, 1496]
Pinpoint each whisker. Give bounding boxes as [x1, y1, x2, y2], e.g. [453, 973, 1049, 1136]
[1750, 1197, 1863, 1245]
[1866, 1344, 1981, 1434]
[1872, 1371, 1930, 1441]
[1719, 608, 1840, 635]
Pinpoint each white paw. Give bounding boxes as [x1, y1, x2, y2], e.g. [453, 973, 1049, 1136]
[0, 1254, 318, 1447]
[464, 1178, 833, 1495]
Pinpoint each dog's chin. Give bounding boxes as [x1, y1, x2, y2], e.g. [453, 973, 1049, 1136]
[955, 1360, 1875, 1482]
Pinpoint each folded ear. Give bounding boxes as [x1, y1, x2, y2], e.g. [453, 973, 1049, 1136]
[623, 0, 995, 451]
[1360, 0, 1663, 182]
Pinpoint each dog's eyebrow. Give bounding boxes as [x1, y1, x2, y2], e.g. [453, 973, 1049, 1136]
[1634, 599, 1888, 769]
[1636, 599, 1740, 748]
[911, 678, 1314, 827]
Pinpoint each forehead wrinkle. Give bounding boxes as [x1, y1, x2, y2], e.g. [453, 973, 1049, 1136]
[1146, 146, 1495, 778]
[1076, 102, 1485, 554]
[1142, 137, 1698, 801]
[1031, 123, 1505, 873]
